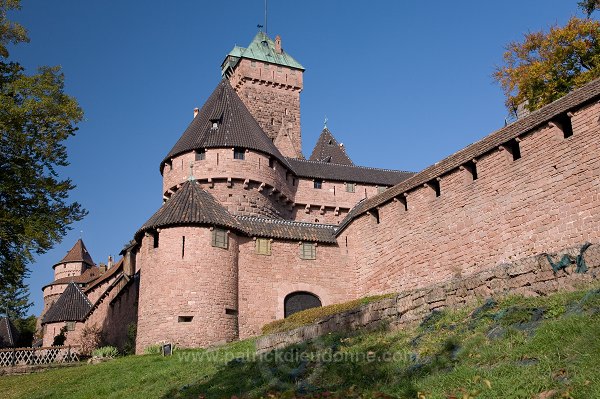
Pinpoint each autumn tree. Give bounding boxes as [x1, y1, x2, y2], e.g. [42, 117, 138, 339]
[494, 17, 600, 116]
[0, 1, 86, 294]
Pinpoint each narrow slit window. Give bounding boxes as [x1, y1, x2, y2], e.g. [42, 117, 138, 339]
[507, 139, 521, 161]
[225, 308, 238, 316]
[153, 231, 159, 248]
[212, 228, 228, 249]
[178, 316, 193, 323]
[181, 236, 185, 258]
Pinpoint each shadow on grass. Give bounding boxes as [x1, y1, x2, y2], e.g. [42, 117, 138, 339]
[159, 330, 461, 399]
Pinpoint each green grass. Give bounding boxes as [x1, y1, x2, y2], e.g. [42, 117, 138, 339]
[261, 294, 395, 334]
[2, 285, 600, 398]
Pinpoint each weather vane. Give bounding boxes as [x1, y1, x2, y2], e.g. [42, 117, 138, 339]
[324, 116, 328, 128]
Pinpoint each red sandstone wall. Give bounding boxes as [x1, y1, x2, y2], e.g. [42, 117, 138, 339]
[135, 226, 239, 353]
[53, 261, 85, 280]
[237, 237, 355, 338]
[344, 101, 600, 297]
[292, 179, 383, 224]
[229, 59, 303, 158]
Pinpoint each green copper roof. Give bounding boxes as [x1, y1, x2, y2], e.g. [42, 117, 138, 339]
[225, 31, 304, 71]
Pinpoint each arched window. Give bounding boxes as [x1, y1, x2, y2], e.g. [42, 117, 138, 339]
[284, 291, 322, 318]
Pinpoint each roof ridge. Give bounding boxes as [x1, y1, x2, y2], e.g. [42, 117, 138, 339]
[71, 282, 93, 308]
[235, 215, 337, 228]
[287, 157, 413, 174]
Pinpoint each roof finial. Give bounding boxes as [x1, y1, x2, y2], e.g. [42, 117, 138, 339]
[188, 162, 195, 182]
[324, 116, 328, 129]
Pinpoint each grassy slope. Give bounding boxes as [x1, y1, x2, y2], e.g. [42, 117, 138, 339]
[2, 285, 600, 399]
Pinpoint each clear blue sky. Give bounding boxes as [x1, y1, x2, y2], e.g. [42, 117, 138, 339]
[8, 1, 585, 316]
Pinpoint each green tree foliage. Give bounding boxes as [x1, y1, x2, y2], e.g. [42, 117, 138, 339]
[494, 17, 600, 115]
[0, 279, 31, 319]
[0, 0, 28, 57]
[0, 1, 86, 289]
[578, 0, 600, 16]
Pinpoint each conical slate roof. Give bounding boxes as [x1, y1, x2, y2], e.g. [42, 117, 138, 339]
[136, 180, 239, 237]
[54, 238, 94, 268]
[42, 282, 93, 324]
[0, 317, 19, 348]
[309, 128, 353, 165]
[162, 79, 289, 171]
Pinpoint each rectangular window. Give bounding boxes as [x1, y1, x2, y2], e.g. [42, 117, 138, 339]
[269, 158, 274, 168]
[65, 321, 75, 331]
[233, 148, 245, 160]
[153, 231, 159, 248]
[430, 179, 441, 197]
[256, 238, 272, 255]
[346, 182, 356, 193]
[300, 242, 316, 260]
[212, 228, 228, 249]
[377, 186, 387, 194]
[554, 113, 574, 138]
[314, 179, 322, 189]
[507, 139, 521, 161]
[465, 161, 478, 180]
[178, 316, 193, 323]
[195, 149, 206, 161]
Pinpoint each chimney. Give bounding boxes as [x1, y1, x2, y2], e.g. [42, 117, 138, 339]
[193, 107, 199, 118]
[275, 35, 282, 54]
[98, 263, 107, 274]
[107, 255, 113, 269]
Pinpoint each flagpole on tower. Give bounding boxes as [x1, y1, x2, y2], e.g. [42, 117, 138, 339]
[264, 0, 268, 35]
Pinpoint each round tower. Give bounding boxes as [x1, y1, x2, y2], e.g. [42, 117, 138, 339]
[161, 79, 297, 219]
[135, 181, 240, 352]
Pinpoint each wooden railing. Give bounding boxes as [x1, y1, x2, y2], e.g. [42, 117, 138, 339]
[0, 346, 80, 367]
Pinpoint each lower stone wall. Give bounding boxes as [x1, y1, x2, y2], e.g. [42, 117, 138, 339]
[256, 242, 600, 353]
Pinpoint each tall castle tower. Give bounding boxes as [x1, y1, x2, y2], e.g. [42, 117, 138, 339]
[221, 32, 304, 159]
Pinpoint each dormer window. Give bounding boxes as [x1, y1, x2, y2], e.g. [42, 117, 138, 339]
[211, 121, 219, 130]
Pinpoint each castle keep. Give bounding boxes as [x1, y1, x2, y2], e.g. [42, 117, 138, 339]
[39, 32, 600, 353]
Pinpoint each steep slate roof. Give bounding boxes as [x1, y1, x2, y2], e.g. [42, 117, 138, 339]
[309, 128, 353, 165]
[42, 282, 93, 324]
[55, 238, 94, 268]
[287, 158, 414, 186]
[162, 79, 290, 171]
[43, 266, 101, 289]
[224, 31, 304, 71]
[136, 180, 239, 238]
[336, 77, 600, 235]
[237, 216, 337, 244]
[0, 317, 18, 348]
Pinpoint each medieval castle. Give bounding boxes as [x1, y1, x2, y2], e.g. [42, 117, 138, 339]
[38, 31, 600, 353]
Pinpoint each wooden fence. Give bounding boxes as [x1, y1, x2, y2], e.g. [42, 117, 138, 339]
[0, 346, 80, 367]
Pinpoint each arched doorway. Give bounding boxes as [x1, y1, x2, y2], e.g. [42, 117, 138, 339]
[284, 291, 322, 318]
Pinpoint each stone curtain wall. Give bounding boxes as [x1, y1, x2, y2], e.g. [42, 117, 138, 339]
[256, 243, 600, 353]
[341, 101, 600, 298]
[237, 237, 355, 339]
